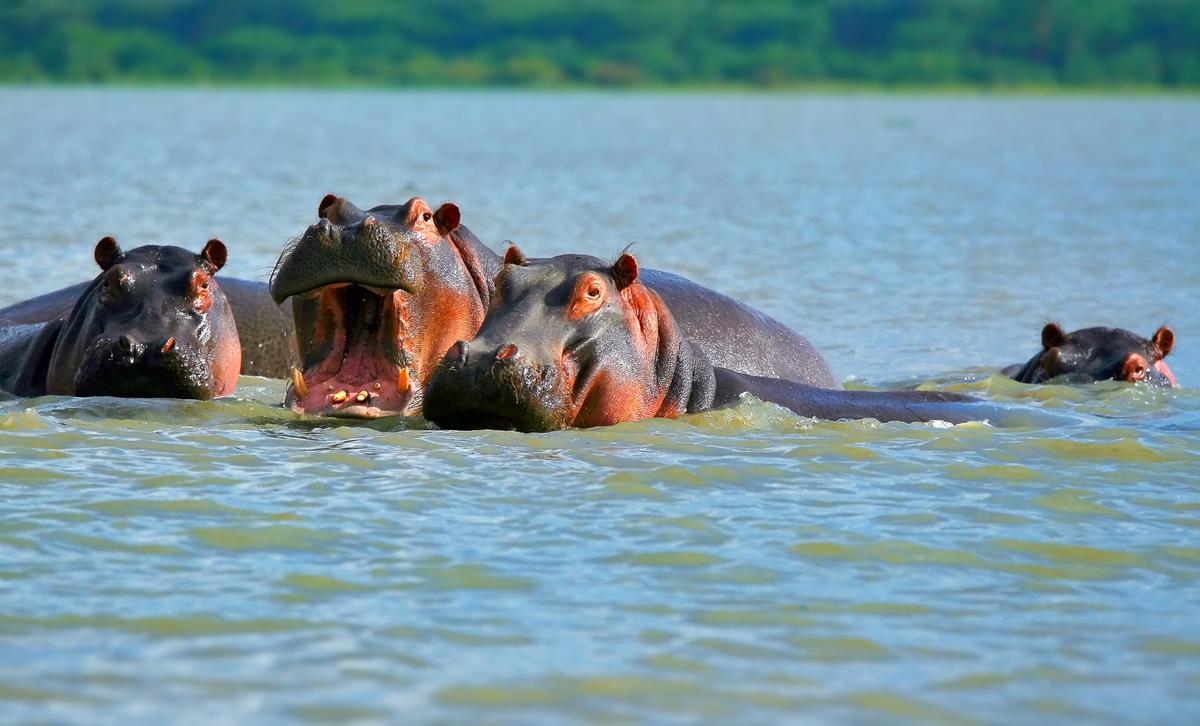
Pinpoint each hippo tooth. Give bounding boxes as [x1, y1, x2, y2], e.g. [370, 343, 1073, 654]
[397, 367, 410, 391]
[332, 390, 348, 404]
[356, 391, 369, 403]
[161, 337, 176, 354]
[290, 367, 310, 398]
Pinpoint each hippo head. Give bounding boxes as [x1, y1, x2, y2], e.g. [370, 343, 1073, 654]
[270, 195, 486, 418]
[1029, 323, 1177, 386]
[425, 248, 688, 432]
[46, 237, 242, 398]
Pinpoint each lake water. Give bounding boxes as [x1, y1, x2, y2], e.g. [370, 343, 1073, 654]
[1, 89, 1198, 723]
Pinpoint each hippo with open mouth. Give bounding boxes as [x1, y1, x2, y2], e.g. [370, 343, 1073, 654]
[269, 195, 838, 418]
[0, 237, 242, 399]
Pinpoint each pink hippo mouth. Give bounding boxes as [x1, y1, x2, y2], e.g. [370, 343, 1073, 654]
[286, 283, 415, 418]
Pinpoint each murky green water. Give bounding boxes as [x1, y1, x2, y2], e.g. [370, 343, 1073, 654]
[1, 90, 1198, 723]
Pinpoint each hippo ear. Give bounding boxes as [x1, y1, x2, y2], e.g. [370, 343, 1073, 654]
[1152, 326, 1174, 358]
[200, 239, 228, 273]
[503, 244, 527, 266]
[317, 193, 339, 219]
[433, 203, 461, 236]
[94, 236, 121, 270]
[1041, 322, 1066, 350]
[612, 252, 639, 290]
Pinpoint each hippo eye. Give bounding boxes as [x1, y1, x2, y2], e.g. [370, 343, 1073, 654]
[190, 271, 213, 305]
[586, 283, 602, 300]
[422, 212, 432, 223]
[101, 274, 129, 303]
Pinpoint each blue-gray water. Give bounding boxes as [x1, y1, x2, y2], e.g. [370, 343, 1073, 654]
[1, 89, 1198, 724]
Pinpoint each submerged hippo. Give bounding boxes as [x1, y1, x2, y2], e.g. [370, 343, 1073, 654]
[1002, 323, 1177, 386]
[423, 250, 997, 432]
[269, 194, 837, 418]
[0, 238, 241, 399]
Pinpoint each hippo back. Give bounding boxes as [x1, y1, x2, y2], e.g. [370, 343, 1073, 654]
[0, 321, 62, 395]
[0, 283, 87, 325]
[641, 269, 838, 389]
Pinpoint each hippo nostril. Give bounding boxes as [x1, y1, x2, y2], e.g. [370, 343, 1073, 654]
[117, 334, 138, 354]
[496, 343, 520, 362]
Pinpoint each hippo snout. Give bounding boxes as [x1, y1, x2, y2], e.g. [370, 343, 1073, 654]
[447, 340, 470, 367]
[426, 343, 572, 432]
[270, 212, 409, 304]
[495, 343, 521, 362]
[116, 334, 145, 359]
[74, 330, 215, 399]
[110, 334, 183, 365]
[447, 340, 525, 378]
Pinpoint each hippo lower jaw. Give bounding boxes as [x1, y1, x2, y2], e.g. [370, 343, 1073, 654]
[286, 365, 415, 418]
[286, 283, 416, 418]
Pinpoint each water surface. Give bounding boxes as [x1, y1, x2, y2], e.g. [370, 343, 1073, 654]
[1, 89, 1198, 723]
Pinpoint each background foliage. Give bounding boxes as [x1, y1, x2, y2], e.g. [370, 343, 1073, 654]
[2, 0, 1198, 88]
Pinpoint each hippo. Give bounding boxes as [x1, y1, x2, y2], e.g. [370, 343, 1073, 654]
[1002, 323, 1177, 386]
[0, 237, 242, 399]
[269, 195, 837, 418]
[422, 250, 1004, 432]
[1, 267, 296, 378]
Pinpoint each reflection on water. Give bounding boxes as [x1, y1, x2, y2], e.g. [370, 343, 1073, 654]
[0, 90, 1198, 722]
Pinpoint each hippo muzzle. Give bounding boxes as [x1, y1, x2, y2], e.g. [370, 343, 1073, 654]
[271, 216, 411, 304]
[75, 331, 218, 399]
[425, 339, 573, 432]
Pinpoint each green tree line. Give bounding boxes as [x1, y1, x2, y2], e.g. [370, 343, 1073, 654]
[2, 0, 1198, 88]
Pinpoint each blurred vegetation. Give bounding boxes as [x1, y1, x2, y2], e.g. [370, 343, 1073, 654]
[1, 0, 1197, 88]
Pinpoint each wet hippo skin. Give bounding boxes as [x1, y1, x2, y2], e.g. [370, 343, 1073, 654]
[0, 237, 242, 399]
[1, 272, 297, 378]
[423, 250, 1000, 432]
[270, 195, 838, 419]
[1002, 323, 1177, 386]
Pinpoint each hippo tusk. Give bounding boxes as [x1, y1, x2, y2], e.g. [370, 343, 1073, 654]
[356, 391, 369, 403]
[290, 367, 309, 398]
[331, 390, 348, 404]
[397, 367, 410, 392]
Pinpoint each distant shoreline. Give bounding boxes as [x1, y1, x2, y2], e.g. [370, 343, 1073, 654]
[2, 81, 1198, 97]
